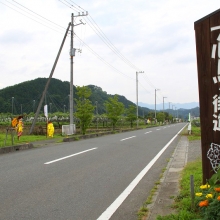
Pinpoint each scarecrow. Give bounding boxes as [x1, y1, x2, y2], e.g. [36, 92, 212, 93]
[47, 121, 54, 137]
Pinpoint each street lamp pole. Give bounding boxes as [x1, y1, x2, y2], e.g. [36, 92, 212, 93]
[12, 97, 14, 115]
[172, 105, 175, 122]
[169, 102, 171, 115]
[95, 101, 98, 129]
[136, 71, 144, 128]
[155, 89, 159, 124]
[175, 107, 177, 119]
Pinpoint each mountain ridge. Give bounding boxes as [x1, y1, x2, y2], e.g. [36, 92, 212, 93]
[0, 77, 200, 119]
[138, 102, 199, 110]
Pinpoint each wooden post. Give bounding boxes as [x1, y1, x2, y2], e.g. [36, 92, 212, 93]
[194, 9, 220, 183]
[190, 175, 195, 210]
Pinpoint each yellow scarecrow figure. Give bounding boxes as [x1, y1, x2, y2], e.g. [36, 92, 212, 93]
[16, 118, 24, 140]
[47, 121, 54, 137]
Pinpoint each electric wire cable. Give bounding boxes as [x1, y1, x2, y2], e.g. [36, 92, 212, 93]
[0, 1, 65, 35]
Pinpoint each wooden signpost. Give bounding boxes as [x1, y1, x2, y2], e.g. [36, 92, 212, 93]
[194, 9, 220, 183]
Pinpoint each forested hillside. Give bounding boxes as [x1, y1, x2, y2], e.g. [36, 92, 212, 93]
[0, 78, 148, 116]
[0, 77, 199, 119]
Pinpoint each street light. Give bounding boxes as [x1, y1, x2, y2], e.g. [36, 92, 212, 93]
[64, 105, 66, 113]
[155, 89, 160, 124]
[136, 71, 144, 127]
[95, 101, 98, 129]
[163, 97, 167, 123]
[12, 97, 14, 115]
[175, 107, 177, 119]
[172, 105, 175, 120]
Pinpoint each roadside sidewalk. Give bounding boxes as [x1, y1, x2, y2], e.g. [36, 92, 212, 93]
[146, 136, 199, 219]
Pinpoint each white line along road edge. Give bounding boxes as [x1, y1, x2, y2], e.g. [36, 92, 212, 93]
[44, 148, 97, 165]
[97, 124, 187, 220]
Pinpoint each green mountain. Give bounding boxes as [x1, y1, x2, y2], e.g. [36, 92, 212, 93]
[0, 77, 200, 120]
[0, 78, 149, 116]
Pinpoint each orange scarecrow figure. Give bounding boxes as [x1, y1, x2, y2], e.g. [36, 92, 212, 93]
[15, 116, 24, 140]
[47, 121, 54, 137]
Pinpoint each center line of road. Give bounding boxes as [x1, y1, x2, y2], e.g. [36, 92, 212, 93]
[44, 148, 97, 165]
[145, 131, 152, 134]
[120, 136, 136, 141]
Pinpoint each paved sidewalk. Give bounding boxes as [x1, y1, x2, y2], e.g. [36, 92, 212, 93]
[146, 136, 191, 219]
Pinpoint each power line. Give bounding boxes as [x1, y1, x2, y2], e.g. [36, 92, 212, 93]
[75, 33, 135, 81]
[0, 1, 66, 35]
[12, 0, 66, 31]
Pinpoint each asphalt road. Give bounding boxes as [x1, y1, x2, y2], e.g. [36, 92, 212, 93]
[0, 123, 187, 220]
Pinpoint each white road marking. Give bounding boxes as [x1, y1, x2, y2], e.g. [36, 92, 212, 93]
[44, 148, 97, 165]
[156, 129, 160, 130]
[97, 124, 187, 220]
[120, 136, 136, 141]
[145, 131, 152, 134]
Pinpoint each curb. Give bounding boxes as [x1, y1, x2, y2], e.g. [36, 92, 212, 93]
[146, 135, 189, 219]
[0, 143, 34, 154]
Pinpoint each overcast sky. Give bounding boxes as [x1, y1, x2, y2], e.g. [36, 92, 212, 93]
[0, 0, 219, 106]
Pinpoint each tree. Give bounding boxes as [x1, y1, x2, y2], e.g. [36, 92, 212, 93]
[125, 105, 136, 128]
[156, 112, 165, 123]
[147, 111, 154, 124]
[74, 86, 94, 135]
[104, 95, 124, 130]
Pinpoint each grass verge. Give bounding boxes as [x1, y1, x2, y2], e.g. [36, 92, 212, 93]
[0, 133, 63, 148]
[156, 159, 202, 220]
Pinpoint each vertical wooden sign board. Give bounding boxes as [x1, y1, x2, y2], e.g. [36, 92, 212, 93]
[194, 9, 220, 183]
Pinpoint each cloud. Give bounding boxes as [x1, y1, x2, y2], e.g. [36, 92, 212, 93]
[0, 29, 33, 44]
[0, 0, 219, 105]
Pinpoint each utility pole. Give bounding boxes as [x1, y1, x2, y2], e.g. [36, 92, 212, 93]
[70, 13, 74, 125]
[155, 89, 159, 124]
[175, 107, 177, 121]
[136, 71, 144, 128]
[95, 101, 98, 129]
[69, 12, 88, 126]
[12, 97, 14, 115]
[163, 97, 167, 113]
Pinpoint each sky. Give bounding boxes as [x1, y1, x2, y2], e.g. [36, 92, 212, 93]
[0, 0, 219, 108]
